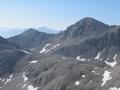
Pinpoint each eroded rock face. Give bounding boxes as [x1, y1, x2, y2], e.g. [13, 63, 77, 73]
[1, 17, 120, 90]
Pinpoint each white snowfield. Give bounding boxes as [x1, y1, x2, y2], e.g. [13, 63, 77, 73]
[19, 50, 32, 54]
[27, 85, 38, 90]
[4, 74, 13, 84]
[76, 56, 85, 61]
[40, 43, 60, 53]
[22, 83, 27, 88]
[104, 54, 117, 67]
[82, 75, 85, 78]
[109, 87, 120, 90]
[94, 52, 101, 59]
[23, 73, 28, 82]
[30, 60, 38, 64]
[104, 60, 116, 67]
[40, 43, 51, 53]
[101, 70, 112, 87]
[75, 81, 80, 85]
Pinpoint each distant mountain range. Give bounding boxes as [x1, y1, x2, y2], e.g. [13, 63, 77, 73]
[0, 27, 60, 38]
[0, 17, 120, 90]
[37, 27, 60, 34]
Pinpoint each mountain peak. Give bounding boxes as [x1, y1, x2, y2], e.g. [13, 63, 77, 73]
[24, 28, 40, 34]
[60, 17, 109, 39]
[79, 17, 97, 22]
[76, 17, 107, 27]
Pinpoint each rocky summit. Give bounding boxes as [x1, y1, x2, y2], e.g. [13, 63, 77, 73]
[0, 17, 120, 90]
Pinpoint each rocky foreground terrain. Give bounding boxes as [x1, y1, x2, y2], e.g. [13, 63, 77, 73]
[0, 17, 120, 90]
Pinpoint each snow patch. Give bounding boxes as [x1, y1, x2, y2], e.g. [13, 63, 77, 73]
[109, 87, 120, 90]
[113, 54, 117, 60]
[76, 56, 85, 61]
[101, 71, 112, 87]
[75, 81, 80, 85]
[45, 44, 60, 53]
[27, 85, 38, 90]
[104, 60, 117, 67]
[40, 43, 60, 53]
[4, 74, 13, 84]
[94, 52, 100, 59]
[22, 83, 27, 88]
[92, 71, 95, 73]
[30, 60, 38, 64]
[40, 43, 51, 53]
[104, 54, 117, 67]
[82, 75, 85, 78]
[23, 73, 28, 82]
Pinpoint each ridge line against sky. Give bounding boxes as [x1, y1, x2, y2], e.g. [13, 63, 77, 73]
[0, 0, 120, 30]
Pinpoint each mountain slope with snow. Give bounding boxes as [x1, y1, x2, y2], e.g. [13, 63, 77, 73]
[1, 17, 120, 90]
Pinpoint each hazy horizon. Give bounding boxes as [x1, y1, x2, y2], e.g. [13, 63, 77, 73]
[0, 26, 61, 38]
[0, 0, 120, 30]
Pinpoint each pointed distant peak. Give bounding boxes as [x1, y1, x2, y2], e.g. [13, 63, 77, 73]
[27, 28, 38, 32]
[37, 27, 60, 34]
[24, 28, 39, 33]
[39, 26, 48, 29]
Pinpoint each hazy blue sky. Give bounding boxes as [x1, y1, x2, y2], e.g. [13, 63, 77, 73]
[0, 0, 120, 30]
